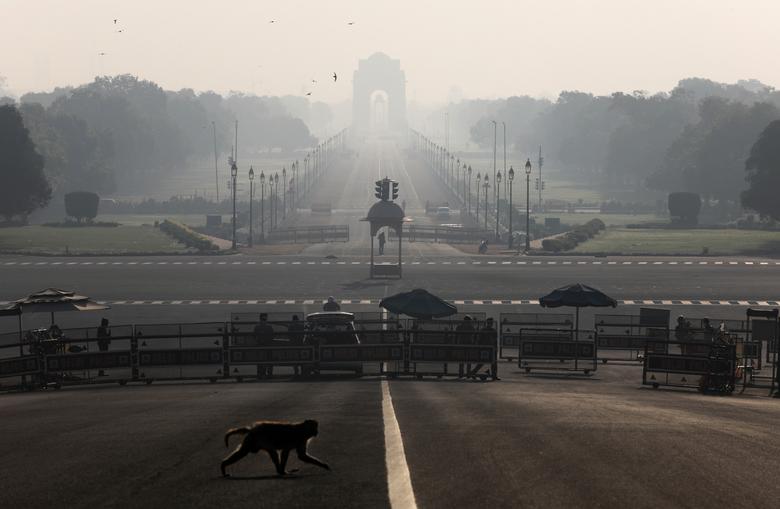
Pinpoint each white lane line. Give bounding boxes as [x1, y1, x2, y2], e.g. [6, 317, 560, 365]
[381, 380, 418, 509]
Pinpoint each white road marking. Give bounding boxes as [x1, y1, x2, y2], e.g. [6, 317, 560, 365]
[381, 379, 418, 509]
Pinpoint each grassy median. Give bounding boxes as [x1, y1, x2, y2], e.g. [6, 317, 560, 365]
[0, 225, 190, 255]
[573, 228, 780, 255]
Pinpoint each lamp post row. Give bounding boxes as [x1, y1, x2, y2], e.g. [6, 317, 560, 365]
[410, 129, 534, 253]
[226, 128, 347, 249]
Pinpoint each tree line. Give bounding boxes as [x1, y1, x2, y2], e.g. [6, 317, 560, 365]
[3, 74, 327, 198]
[460, 78, 780, 215]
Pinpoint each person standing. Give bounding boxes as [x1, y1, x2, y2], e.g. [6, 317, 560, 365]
[97, 318, 111, 376]
[378, 231, 386, 255]
[288, 314, 305, 377]
[253, 313, 275, 379]
[323, 296, 341, 312]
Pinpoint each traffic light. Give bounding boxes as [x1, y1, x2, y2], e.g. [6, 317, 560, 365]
[375, 180, 384, 199]
[392, 181, 399, 200]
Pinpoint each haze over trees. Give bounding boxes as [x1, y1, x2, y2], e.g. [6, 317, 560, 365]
[12, 74, 325, 197]
[741, 120, 780, 220]
[0, 105, 51, 221]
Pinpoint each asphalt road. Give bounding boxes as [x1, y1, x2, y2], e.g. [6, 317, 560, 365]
[3, 138, 780, 508]
[3, 365, 780, 509]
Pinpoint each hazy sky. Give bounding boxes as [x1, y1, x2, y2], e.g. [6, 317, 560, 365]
[3, 0, 779, 103]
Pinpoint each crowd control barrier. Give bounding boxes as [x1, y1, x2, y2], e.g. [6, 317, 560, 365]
[595, 313, 669, 363]
[642, 340, 736, 393]
[0, 316, 499, 390]
[499, 313, 573, 361]
[517, 328, 597, 375]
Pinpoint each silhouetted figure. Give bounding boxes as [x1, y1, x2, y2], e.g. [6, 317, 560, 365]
[478, 239, 488, 254]
[288, 315, 305, 376]
[333, 72, 337, 82]
[468, 317, 498, 380]
[323, 296, 341, 311]
[97, 317, 111, 376]
[254, 313, 275, 378]
[455, 316, 475, 378]
[378, 231, 386, 255]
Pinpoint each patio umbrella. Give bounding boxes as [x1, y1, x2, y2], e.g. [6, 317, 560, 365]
[539, 283, 617, 337]
[6, 288, 110, 325]
[379, 288, 457, 319]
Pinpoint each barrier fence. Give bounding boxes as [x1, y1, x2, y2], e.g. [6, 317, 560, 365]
[0, 317, 498, 389]
[388, 225, 490, 244]
[517, 328, 598, 375]
[642, 340, 737, 393]
[499, 313, 573, 361]
[265, 225, 349, 244]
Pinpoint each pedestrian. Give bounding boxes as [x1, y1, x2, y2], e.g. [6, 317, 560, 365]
[253, 313, 275, 379]
[468, 317, 498, 380]
[323, 296, 341, 311]
[288, 314, 305, 376]
[97, 318, 111, 377]
[378, 231, 386, 255]
[455, 316, 475, 377]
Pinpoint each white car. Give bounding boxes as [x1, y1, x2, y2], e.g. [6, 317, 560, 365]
[435, 206, 451, 219]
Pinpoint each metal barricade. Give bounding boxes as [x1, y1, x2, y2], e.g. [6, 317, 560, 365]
[517, 328, 597, 375]
[135, 322, 226, 382]
[595, 314, 669, 363]
[407, 325, 497, 380]
[499, 313, 573, 361]
[642, 340, 736, 393]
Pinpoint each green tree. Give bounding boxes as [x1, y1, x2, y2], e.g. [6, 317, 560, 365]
[0, 105, 51, 220]
[741, 120, 780, 220]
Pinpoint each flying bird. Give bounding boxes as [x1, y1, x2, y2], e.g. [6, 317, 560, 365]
[98, 52, 107, 56]
[113, 19, 118, 24]
[311, 79, 317, 84]
[347, 22, 355, 25]
[116, 29, 124, 33]
[333, 73, 337, 82]
[269, 20, 276, 23]
[306, 92, 312, 96]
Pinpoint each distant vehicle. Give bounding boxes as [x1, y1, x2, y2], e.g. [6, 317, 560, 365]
[435, 206, 451, 219]
[303, 312, 362, 375]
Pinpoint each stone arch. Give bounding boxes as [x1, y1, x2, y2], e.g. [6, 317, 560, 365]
[352, 53, 407, 135]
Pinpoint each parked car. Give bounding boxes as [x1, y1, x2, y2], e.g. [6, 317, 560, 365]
[303, 312, 362, 375]
[435, 206, 451, 219]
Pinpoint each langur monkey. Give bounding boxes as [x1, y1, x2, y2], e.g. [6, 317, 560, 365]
[221, 419, 330, 477]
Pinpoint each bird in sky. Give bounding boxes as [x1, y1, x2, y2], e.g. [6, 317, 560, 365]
[269, 20, 276, 23]
[311, 79, 317, 84]
[116, 29, 124, 33]
[98, 52, 107, 56]
[333, 73, 337, 82]
[306, 92, 312, 96]
[113, 19, 118, 24]
[347, 21, 355, 25]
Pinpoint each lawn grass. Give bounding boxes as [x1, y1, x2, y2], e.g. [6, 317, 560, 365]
[535, 213, 662, 227]
[99, 214, 208, 227]
[0, 225, 190, 255]
[573, 228, 780, 255]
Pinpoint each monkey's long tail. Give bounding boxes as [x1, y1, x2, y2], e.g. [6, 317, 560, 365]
[224, 427, 250, 447]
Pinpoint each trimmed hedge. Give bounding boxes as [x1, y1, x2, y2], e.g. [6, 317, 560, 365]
[542, 218, 605, 252]
[160, 219, 219, 251]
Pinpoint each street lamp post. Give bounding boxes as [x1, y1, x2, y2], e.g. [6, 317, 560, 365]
[260, 171, 265, 240]
[462, 163, 467, 206]
[508, 167, 515, 248]
[475, 173, 481, 224]
[483, 174, 490, 231]
[282, 167, 287, 220]
[248, 166, 255, 247]
[230, 160, 238, 250]
[525, 158, 532, 252]
[467, 166, 472, 215]
[496, 170, 502, 241]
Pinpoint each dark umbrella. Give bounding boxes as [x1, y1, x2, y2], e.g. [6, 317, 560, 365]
[539, 283, 617, 337]
[379, 288, 457, 319]
[7, 288, 110, 325]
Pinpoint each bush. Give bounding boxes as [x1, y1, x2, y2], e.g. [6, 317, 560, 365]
[542, 218, 606, 252]
[42, 220, 119, 227]
[64, 191, 100, 223]
[668, 192, 701, 225]
[159, 219, 218, 251]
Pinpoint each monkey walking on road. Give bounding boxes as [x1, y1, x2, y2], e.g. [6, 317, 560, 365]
[221, 419, 330, 477]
